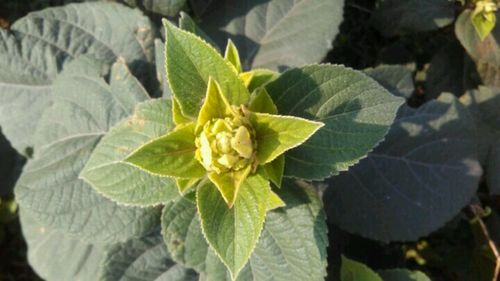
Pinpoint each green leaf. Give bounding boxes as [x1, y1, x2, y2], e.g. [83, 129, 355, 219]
[266, 190, 285, 211]
[340, 256, 382, 281]
[0, 2, 156, 154]
[173, 96, 195, 125]
[178, 12, 220, 51]
[249, 88, 278, 114]
[164, 20, 249, 117]
[197, 78, 234, 129]
[325, 94, 482, 241]
[364, 65, 415, 99]
[162, 196, 208, 272]
[126, 123, 205, 179]
[100, 229, 198, 281]
[19, 209, 106, 281]
[203, 180, 328, 281]
[262, 155, 285, 187]
[252, 113, 323, 164]
[176, 178, 200, 195]
[14, 58, 160, 243]
[244, 69, 279, 93]
[80, 98, 180, 207]
[208, 166, 252, 207]
[155, 39, 172, 98]
[197, 174, 270, 279]
[266, 64, 404, 180]
[225, 39, 242, 73]
[371, 0, 455, 37]
[471, 7, 497, 41]
[378, 269, 431, 281]
[456, 10, 500, 68]
[461, 87, 500, 194]
[202, 0, 344, 70]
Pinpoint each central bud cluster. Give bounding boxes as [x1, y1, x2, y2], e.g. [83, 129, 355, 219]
[195, 114, 256, 174]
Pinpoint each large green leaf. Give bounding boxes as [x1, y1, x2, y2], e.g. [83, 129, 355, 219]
[461, 87, 500, 194]
[163, 180, 328, 281]
[19, 209, 106, 281]
[371, 0, 455, 37]
[100, 229, 197, 281]
[164, 20, 249, 118]
[14, 58, 159, 243]
[81, 98, 180, 207]
[197, 175, 270, 279]
[363, 65, 415, 99]
[0, 2, 156, 154]
[266, 64, 404, 180]
[324, 94, 482, 241]
[201, 0, 344, 71]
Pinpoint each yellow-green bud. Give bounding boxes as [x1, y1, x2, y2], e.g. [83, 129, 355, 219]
[195, 116, 256, 174]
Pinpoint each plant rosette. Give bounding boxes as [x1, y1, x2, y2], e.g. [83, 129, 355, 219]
[123, 20, 323, 279]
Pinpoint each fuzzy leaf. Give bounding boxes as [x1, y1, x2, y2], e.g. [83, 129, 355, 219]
[100, 229, 197, 281]
[197, 78, 234, 129]
[249, 88, 278, 114]
[164, 20, 249, 117]
[173, 96, 194, 125]
[471, 8, 497, 41]
[126, 123, 205, 179]
[266, 64, 404, 180]
[202, 0, 344, 70]
[208, 166, 252, 207]
[225, 40, 242, 73]
[14, 58, 159, 243]
[20, 210, 106, 281]
[340, 256, 382, 281]
[262, 155, 285, 187]
[81, 98, 180, 207]
[0, 2, 156, 154]
[197, 174, 270, 279]
[252, 113, 324, 164]
[266, 190, 286, 211]
[244, 69, 280, 93]
[364, 65, 415, 99]
[178, 12, 220, 51]
[325, 94, 482, 241]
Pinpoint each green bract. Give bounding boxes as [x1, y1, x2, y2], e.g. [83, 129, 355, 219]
[122, 20, 323, 278]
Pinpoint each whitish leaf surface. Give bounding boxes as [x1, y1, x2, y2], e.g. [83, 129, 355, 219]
[266, 64, 404, 180]
[325, 94, 482, 241]
[456, 10, 500, 68]
[100, 229, 197, 281]
[0, 2, 156, 154]
[461, 87, 500, 194]
[201, 0, 344, 71]
[371, 0, 455, 37]
[164, 20, 249, 118]
[364, 65, 415, 99]
[20, 209, 106, 281]
[378, 269, 431, 281]
[164, 180, 328, 281]
[81, 98, 180, 206]
[14, 58, 159, 243]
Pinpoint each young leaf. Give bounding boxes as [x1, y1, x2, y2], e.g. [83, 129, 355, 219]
[266, 190, 286, 211]
[340, 256, 383, 281]
[197, 174, 270, 279]
[244, 69, 280, 93]
[80, 98, 180, 207]
[251, 113, 324, 164]
[471, 3, 497, 40]
[197, 78, 235, 130]
[164, 20, 249, 118]
[208, 166, 252, 207]
[262, 155, 285, 187]
[224, 39, 242, 73]
[249, 88, 278, 114]
[176, 178, 200, 195]
[173, 96, 195, 125]
[126, 123, 205, 179]
[266, 64, 404, 180]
